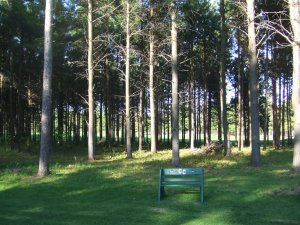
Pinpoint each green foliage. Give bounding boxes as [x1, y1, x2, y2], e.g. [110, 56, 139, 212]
[0, 146, 299, 225]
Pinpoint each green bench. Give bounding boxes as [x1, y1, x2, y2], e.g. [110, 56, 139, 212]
[158, 168, 204, 202]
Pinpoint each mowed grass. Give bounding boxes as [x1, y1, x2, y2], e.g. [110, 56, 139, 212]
[0, 145, 300, 225]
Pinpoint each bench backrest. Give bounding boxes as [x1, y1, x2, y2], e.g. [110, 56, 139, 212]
[161, 168, 204, 176]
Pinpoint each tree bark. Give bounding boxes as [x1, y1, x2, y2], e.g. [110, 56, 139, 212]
[38, 0, 53, 177]
[125, 0, 132, 158]
[149, 5, 157, 153]
[189, 58, 195, 151]
[282, 76, 285, 146]
[289, 0, 300, 172]
[138, 88, 144, 151]
[87, 0, 95, 161]
[247, 0, 261, 166]
[106, 56, 112, 152]
[220, 0, 229, 156]
[272, 68, 280, 149]
[171, 1, 180, 166]
[263, 40, 269, 150]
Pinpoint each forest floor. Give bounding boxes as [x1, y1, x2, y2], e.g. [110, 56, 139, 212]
[0, 145, 300, 225]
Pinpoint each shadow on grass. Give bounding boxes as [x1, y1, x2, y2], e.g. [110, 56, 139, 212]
[0, 148, 299, 225]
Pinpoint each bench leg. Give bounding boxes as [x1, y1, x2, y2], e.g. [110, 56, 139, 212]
[158, 186, 165, 201]
[200, 186, 204, 203]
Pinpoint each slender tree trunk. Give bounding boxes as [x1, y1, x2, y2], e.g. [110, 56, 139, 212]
[149, 7, 157, 153]
[132, 110, 136, 143]
[38, 0, 53, 177]
[198, 85, 202, 146]
[263, 40, 269, 150]
[167, 95, 170, 144]
[0, 75, 3, 141]
[220, 0, 229, 155]
[106, 56, 112, 152]
[121, 113, 125, 144]
[125, 0, 132, 158]
[171, 1, 180, 166]
[234, 87, 238, 142]
[279, 75, 282, 144]
[289, 0, 300, 172]
[0, 56, 3, 140]
[203, 77, 208, 145]
[57, 82, 63, 145]
[208, 91, 212, 143]
[272, 72, 279, 149]
[99, 100, 103, 140]
[87, 0, 95, 161]
[138, 88, 144, 151]
[247, 0, 261, 166]
[189, 59, 195, 150]
[287, 81, 292, 144]
[116, 108, 120, 143]
[282, 76, 285, 146]
[181, 99, 185, 144]
[156, 92, 161, 148]
[217, 94, 222, 143]
[9, 51, 15, 150]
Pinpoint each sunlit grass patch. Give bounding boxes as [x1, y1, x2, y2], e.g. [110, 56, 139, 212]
[0, 146, 299, 225]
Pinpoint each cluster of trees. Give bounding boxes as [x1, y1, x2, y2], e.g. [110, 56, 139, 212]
[0, 0, 299, 176]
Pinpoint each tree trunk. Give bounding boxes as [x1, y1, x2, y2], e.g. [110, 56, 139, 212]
[272, 72, 280, 149]
[189, 58, 195, 150]
[131, 110, 136, 143]
[38, 0, 53, 177]
[220, 0, 229, 156]
[138, 88, 144, 151]
[198, 85, 202, 146]
[181, 98, 186, 144]
[282, 76, 285, 146]
[247, 0, 261, 166]
[279, 75, 282, 144]
[263, 40, 269, 150]
[9, 51, 15, 150]
[208, 91, 212, 143]
[167, 95, 170, 144]
[149, 8, 157, 153]
[217, 94, 222, 143]
[203, 77, 208, 145]
[87, 0, 95, 161]
[171, 1, 180, 167]
[99, 100, 103, 140]
[106, 56, 112, 152]
[125, 0, 132, 158]
[287, 80, 292, 144]
[289, 0, 300, 172]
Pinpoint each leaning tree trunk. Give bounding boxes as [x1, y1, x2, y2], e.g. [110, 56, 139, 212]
[247, 0, 261, 166]
[289, 0, 300, 172]
[171, 1, 180, 167]
[220, 0, 229, 156]
[38, 0, 53, 177]
[87, 0, 95, 161]
[125, 0, 132, 158]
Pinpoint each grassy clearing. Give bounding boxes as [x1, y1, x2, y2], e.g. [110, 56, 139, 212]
[0, 146, 299, 225]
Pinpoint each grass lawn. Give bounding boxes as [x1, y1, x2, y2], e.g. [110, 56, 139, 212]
[0, 145, 299, 225]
